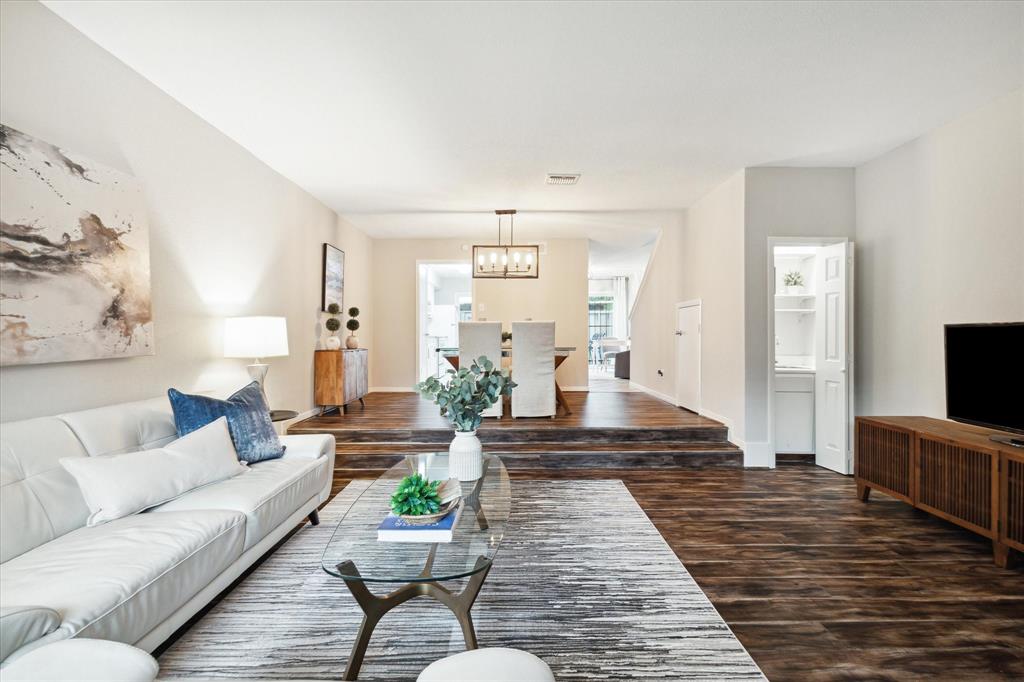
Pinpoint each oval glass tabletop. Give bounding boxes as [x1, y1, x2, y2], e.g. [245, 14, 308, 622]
[321, 453, 511, 583]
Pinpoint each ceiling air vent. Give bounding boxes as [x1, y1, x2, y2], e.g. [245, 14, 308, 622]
[545, 173, 580, 186]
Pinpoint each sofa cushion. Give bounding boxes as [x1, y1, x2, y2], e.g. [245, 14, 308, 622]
[0, 606, 61, 662]
[60, 418, 246, 526]
[0, 510, 245, 647]
[0, 418, 91, 563]
[152, 456, 326, 551]
[168, 382, 284, 463]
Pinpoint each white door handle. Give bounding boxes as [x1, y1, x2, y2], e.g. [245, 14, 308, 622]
[840, 367, 847, 373]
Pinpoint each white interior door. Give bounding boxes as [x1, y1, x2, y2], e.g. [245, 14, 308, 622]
[814, 242, 854, 474]
[675, 303, 701, 411]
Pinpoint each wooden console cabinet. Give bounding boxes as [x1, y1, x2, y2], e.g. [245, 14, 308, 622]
[314, 349, 368, 414]
[855, 416, 1023, 568]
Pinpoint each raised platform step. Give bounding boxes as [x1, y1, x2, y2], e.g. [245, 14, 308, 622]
[332, 441, 743, 469]
[294, 424, 730, 444]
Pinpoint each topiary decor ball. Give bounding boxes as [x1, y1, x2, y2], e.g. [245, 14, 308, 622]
[348, 307, 360, 317]
[346, 318, 360, 331]
[325, 318, 341, 332]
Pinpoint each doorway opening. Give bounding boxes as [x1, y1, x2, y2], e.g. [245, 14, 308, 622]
[769, 240, 854, 474]
[417, 262, 472, 383]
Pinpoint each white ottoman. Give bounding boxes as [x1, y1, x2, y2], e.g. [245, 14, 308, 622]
[418, 647, 555, 682]
[1, 639, 158, 682]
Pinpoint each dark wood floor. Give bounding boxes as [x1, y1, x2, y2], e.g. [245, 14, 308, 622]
[291, 390, 725, 433]
[330, 465, 1024, 681]
[291, 391, 743, 466]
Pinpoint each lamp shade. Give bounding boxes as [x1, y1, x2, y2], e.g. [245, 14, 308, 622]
[224, 316, 289, 359]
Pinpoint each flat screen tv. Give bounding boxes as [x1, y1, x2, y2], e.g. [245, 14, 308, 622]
[945, 322, 1024, 438]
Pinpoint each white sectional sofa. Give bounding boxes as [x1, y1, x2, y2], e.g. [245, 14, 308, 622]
[0, 395, 335, 664]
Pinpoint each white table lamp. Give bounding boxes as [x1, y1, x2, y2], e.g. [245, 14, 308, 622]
[224, 316, 289, 399]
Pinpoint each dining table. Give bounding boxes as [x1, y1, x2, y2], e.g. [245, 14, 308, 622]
[436, 346, 577, 415]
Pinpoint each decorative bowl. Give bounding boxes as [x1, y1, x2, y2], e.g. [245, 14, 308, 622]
[398, 498, 461, 525]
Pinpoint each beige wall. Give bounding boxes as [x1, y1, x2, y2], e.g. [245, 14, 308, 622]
[742, 168, 857, 463]
[370, 238, 590, 390]
[855, 90, 1024, 417]
[681, 173, 747, 445]
[629, 175, 747, 446]
[628, 217, 683, 399]
[475, 239, 589, 389]
[0, 1, 373, 422]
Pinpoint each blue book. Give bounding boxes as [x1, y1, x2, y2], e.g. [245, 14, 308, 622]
[377, 504, 462, 543]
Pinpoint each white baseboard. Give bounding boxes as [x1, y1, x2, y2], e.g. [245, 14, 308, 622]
[369, 387, 416, 393]
[628, 382, 676, 405]
[698, 407, 731, 428]
[742, 441, 774, 468]
[274, 407, 319, 434]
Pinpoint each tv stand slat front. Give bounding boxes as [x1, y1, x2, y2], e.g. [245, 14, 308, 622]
[855, 416, 1022, 568]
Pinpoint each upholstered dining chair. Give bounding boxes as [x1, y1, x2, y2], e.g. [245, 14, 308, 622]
[459, 321, 504, 418]
[511, 321, 556, 418]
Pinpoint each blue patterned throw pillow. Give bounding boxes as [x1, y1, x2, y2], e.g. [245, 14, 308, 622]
[167, 382, 285, 463]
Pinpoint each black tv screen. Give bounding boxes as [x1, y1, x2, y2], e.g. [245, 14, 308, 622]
[945, 322, 1024, 435]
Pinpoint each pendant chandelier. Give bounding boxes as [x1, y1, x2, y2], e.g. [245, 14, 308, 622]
[472, 209, 539, 279]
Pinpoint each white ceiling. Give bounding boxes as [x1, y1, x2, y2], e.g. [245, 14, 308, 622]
[44, 1, 1024, 242]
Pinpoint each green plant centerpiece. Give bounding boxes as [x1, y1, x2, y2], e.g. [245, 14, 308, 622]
[345, 306, 361, 348]
[415, 356, 515, 432]
[390, 473, 442, 517]
[414, 356, 516, 480]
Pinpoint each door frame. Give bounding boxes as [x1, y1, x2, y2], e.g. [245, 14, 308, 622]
[674, 299, 702, 412]
[415, 259, 472, 383]
[766, 237, 855, 473]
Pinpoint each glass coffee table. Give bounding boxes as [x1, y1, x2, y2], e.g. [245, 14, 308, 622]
[321, 453, 511, 680]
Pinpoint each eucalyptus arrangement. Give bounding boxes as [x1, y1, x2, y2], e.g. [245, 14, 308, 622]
[414, 356, 516, 480]
[783, 271, 805, 287]
[346, 306, 361, 349]
[324, 303, 342, 349]
[415, 356, 516, 432]
[501, 331, 512, 344]
[390, 473, 441, 517]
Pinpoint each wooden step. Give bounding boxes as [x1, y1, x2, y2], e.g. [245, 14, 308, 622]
[332, 441, 743, 470]
[293, 425, 730, 444]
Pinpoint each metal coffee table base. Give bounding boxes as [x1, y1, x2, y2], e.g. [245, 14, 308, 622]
[337, 555, 491, 680]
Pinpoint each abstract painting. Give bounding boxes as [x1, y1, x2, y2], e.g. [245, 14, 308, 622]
[322, 243, 344, 312]
[0, 124, 154, 366]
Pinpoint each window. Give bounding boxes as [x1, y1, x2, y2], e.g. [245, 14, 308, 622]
[457, 296, 473, 322]
[588, 295, 614, 364]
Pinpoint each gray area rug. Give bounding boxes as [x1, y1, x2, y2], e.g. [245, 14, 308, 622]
[158, 479, 764, 680]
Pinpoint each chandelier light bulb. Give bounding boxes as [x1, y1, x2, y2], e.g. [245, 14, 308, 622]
[526, 253, 534, 266]
[490, 251, 497, 264]
[501, 253, 508, 266]
[514, 251, 521, 263]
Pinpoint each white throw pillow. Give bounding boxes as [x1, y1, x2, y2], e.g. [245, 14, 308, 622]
[61, 417, 246, 526]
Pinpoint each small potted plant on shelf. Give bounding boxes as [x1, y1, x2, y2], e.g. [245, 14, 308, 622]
[414, 357, 516, 481]
[346, 307, 361, 349]
[324, 303, 342, 350]
[501, 330, 512, 346]
[782, 271, 805, 294]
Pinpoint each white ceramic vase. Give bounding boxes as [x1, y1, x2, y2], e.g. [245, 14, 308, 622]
[325, 335, 342, 350]
[448, 430, 483, 481]
[346, 333, 359, 349]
